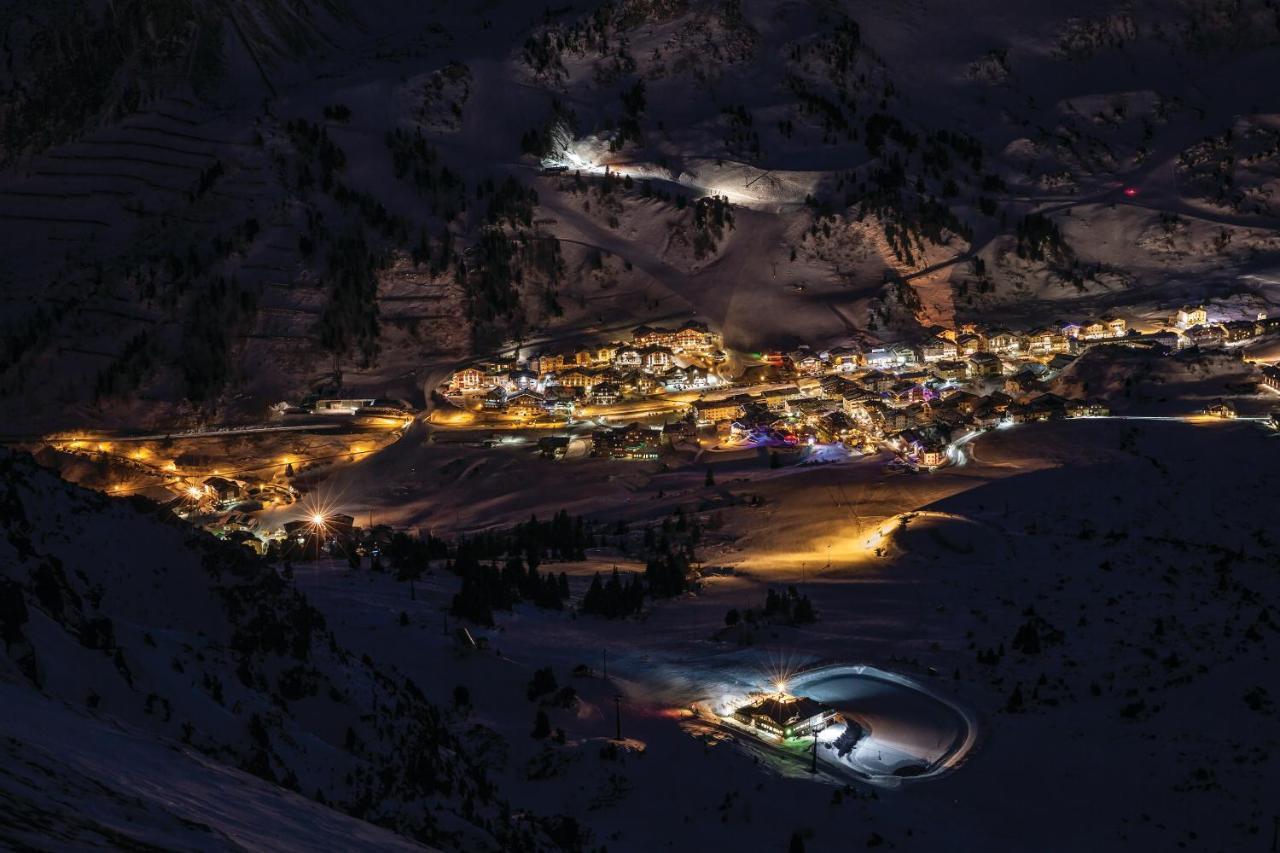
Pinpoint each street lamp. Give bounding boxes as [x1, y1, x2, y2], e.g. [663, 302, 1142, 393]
[309, 514, 328, 563]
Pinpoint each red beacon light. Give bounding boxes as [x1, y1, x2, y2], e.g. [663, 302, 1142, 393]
[1122, 186, 1139, 197]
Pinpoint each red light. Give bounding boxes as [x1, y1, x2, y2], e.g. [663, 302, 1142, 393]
[1122, 187, 1139, 197]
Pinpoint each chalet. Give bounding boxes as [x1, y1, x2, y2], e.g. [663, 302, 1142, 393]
[885, 381, 927, 406]
[932, 359, 969, 381]
[1027, 328, 1068, 355]
[538, 436, 572, 459]
[684, 366, 715, 388]
[1025, 393, 1068, 420]
[506, 390, 546, 419]
[203, 476, 241, 503]
[920, 338, 958, 362]
[530, 352, 566, 374]
[449, 366, 487, 393]
[631, 373, 658, 394]
[860, 370, 897, 393]
[1186, 324, 1226, 348]
[482, 387, 508, 410]
[896, 425, 952, 466]
[1066, 398, 1110, 418]
[1059, 321, 1083, 339]
[967, 352, 1002, 379]
[556, 369, 599, 391]
[1137, 331, 1181, 350]
[919, 442, 948, 468]
[956, 333, 985, 356]
[1102, 316, 1127, 338]
[986, 391, 1014, 411]
[864, 348, 896, 370]
[1221, 320, 1262, 343]
[671, 321, 719, 352]
[663, 420, 696, 444]
[1080, 320, 1109, 341]
[762, 387, 800, 411]
[507, 368, 539, 390]
[485, 356, 517, 375]
[542, 386, 577, 415]
[818, 411, 858, 443]
[591, 382, 621, 405]
[1260, 365, 1280, 393]
[640, 345, 673, 372]
[596, 343, 619, 363]
[795, 376, 823, 396]
[1046, 353, 1077, 372]
[693, 398, 744, 425]
[591, 422, 662, 460]
[841, 390, 878, 420]
[1004, 370, 1042, 397]
[941, 390, 981, 415]
[986, 330, 1024, 355]
[790, 349, 824, 374]
[890, 343, 919, 366]
[821, 375, 855, 396]
[614, 347, 642, 368]
[572, 346, 595, 366]
[732, 693, 838, 739]
[631, 325, 667, 348]
[1204, 400, 1236, 419]
[660, 367, 691, 390]
[828, 345, 862, 370]
[972, 404, 1004, 428]
[1175, 305, 1208, 329]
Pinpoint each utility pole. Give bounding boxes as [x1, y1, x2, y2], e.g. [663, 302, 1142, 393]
[810, 728, 818, 774]
[602, 647, 608, 680]
[613, 695, 623, 741]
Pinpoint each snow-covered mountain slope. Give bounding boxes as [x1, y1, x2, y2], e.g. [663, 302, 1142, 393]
[0, 450, 562, 851]
[1, 0, 1278, 432]
[0, 681, 432, 851]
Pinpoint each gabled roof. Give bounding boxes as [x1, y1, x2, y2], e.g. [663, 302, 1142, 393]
[738, 695, 831, 729]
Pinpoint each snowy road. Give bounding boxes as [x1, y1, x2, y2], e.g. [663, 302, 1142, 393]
[794, 665, 976, 784]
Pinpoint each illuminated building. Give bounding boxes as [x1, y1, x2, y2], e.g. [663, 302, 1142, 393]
[732, 692, 838, 739]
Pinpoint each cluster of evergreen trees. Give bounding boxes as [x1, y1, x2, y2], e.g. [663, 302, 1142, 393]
[447, 511, 587, 624]
[725, 585, 817, 628]
[450, 550, 570, 626]
[285, 119, 347, 192]
[382, 531, 449, 580]
[580, 567, 644, 618]
[385, 127, 466, 219]
[580, 506, 704, 618]
[1015, 213, 1072, 263]
[316, 232, 383, 368]
[458, 511, 588, 564]
[690, 195, 734, 259]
